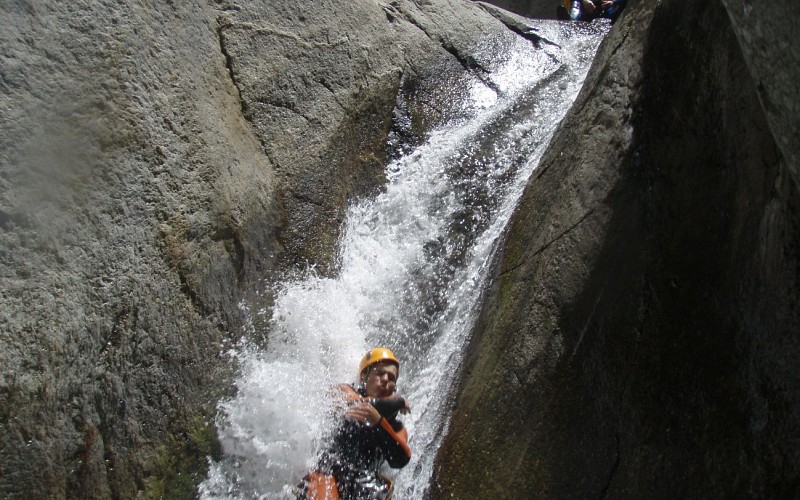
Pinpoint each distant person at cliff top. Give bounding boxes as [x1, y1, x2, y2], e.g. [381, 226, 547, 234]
[558, 0, 626, 22]
[297, 347, 412, 499]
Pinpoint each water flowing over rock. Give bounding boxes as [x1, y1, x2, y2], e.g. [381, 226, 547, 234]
[0, 0, 523, 496]
[200, 15, 608, 499]
[2, 0, 798, 497]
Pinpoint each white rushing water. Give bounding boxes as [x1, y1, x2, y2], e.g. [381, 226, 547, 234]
[200, 20, 609, 499]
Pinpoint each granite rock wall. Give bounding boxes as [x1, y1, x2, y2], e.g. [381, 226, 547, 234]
[0, 0, 516, 496]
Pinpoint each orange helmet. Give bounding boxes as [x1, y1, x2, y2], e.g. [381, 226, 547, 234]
[358, 347, 400, 379]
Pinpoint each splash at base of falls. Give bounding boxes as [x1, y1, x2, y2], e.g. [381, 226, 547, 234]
[200, 19, 609, 499]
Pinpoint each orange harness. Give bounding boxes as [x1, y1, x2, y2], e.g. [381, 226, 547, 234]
[301, 470, 395, 500]
[302, 471, 339, 500]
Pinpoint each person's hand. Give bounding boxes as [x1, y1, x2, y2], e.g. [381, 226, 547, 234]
[345, 402, 382, 426]
[600, 0, 613, 8]
[582, 0, 596, 13]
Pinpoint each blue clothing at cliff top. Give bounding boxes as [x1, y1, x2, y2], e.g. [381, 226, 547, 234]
[565, 0, 626, 22]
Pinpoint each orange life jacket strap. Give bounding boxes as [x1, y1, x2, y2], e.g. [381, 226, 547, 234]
[378, 417, 411, 460]
[304, 471, 339, 500]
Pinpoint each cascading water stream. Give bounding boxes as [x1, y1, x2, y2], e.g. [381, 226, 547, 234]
[200, 19, 609, 499]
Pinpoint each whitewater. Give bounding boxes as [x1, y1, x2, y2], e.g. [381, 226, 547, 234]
[200, 19, 609, 499]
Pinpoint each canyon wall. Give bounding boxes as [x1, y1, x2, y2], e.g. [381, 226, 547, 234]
[3, 0, 797, 496]
[433, 0, 800, 497]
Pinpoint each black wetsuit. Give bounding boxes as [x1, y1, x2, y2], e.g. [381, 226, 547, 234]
[316, 386, 411, 499]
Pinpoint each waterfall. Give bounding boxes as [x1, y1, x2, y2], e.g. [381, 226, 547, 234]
[200, 19, 609, 499]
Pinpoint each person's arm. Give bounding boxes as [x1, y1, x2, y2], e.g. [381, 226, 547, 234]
[377, 418, 411, 468]
[335, 383, 362, 404]
[343, 396, 412, 468]
[367, 395, 409, 419]
[338, 385, 410, 418]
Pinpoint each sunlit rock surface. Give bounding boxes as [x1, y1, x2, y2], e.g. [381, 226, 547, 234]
[0, 0, 518, 496]
[433, 0, 800, 497]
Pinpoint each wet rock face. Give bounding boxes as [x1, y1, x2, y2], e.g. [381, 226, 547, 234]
[0, 0, 516, 496]
[216, 0, 512, 274]
[433, 0, 799, 498]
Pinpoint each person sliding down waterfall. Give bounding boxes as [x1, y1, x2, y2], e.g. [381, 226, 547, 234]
[298, 348, 412, 499]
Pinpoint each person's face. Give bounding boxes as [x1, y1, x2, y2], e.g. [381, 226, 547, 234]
[364, 361, 398, 398]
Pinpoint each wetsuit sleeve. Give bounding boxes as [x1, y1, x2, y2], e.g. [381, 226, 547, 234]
[338, 386, 406, 418]
[368, 396, 406, 419]
[377, 418, 411, 468]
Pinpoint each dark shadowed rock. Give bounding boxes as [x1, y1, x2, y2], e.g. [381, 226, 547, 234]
[433, 0, 799, 497]
[722, 0, 800, 188]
